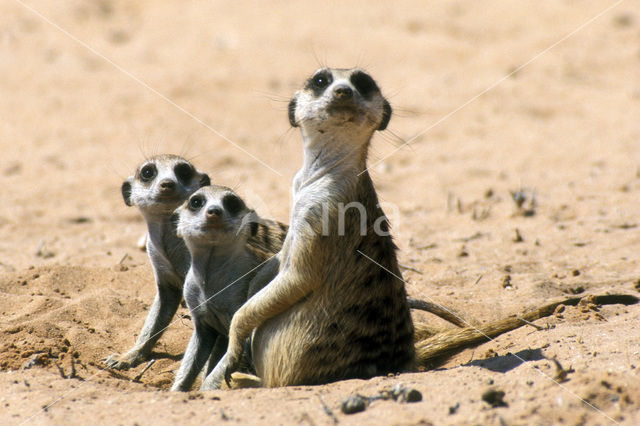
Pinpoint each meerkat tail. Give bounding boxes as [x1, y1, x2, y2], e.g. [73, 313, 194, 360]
[407, 297, 478, 329]
[415, 294, 639, 366]
[413, 322, 443, 341]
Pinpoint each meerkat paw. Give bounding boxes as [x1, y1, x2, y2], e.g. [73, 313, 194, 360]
[222, 334, 247, 386]
[227, 372, 262, 389]
[103, 351, 145, 370]
[200, 353, 230, 390]
[223, 353, 242, 387]
[224, 363, 236, 388]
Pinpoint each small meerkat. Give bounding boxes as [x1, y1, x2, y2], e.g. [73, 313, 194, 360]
[209, 68, 414, 388]
[104, 155, 211, 370]
[170, 185, 287, 391]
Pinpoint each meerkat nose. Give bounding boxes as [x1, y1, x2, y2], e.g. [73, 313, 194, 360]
[333, 85, 353, 99]
[207, 206, 223, 217]
[159, 179, 176, 191]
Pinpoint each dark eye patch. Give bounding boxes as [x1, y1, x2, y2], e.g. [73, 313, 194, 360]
[174, 163, 195, 184]
[222, 194, 246, 216]
[350, 71, 379, 100]
[305, 70, 333, 97]
[188, 195, 205, 211]
[140, 164, 157, 182]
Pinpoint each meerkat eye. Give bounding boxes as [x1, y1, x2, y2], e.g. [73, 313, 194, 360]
[313, 74, 329, 88]
[188, 195, 205, 211]
[308, 71, 333, 93]
[174, 163, 195, 184]
[350, 71, 379, 100]
[222, 194, 245, 216]
[140, 164, 157, 182]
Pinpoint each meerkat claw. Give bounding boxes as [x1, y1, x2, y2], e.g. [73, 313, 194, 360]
[224, 365, 234, 388]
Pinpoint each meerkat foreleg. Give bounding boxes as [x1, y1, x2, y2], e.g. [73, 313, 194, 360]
[220, 269, 316, 385]
[246, 255, 280, 297]
[104, 283, 182, 369]
[201, 352, 230, 390]
[202, 335, 228, 377]
[171, 320, 219, 391]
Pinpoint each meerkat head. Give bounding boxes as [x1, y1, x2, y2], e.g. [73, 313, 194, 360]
[121, 155, 210, 217]
[176, 185, 259, 248]
[288, 68, 392, 136]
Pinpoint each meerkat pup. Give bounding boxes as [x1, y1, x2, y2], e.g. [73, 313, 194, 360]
[170, 185, 287, 391]
[207, 68, 413, 388]
[104, 155, 211, 370]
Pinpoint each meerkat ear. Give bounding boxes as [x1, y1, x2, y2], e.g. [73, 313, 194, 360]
[378, 99, 392, 131]
[199, 173, 211, 187]
[121, 177, 133, 206]
[288, 96, 298, 127]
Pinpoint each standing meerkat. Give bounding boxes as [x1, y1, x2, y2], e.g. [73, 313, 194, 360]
[211, 68, 415, 388]
[171, 185, 287, 391]
[104, 155, 210, 370]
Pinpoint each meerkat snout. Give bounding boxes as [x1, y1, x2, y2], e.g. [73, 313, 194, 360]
[333, 84, 353, 100]
[159, 179, 176, 193]
[207, 206, 223, 218]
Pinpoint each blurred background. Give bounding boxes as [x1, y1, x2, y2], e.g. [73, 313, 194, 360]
[1, 1, 640, 424]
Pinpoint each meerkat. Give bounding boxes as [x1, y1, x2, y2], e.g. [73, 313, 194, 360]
[104, 155, 211, 370]
[205, 68, 414, 388]
[170, 185, 287, 391]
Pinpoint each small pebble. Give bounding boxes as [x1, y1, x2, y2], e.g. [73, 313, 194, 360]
[392, 383, 422, 403]
[399, 388, 422, 403]
[482, 388, 508, 408]
[341, 395, 367, 414]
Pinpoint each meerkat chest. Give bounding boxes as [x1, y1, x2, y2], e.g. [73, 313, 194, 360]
[183, 276, 232, 334]
[147, 244, 184, 288]
[290, 176, 340, 234]
[184, 255, 254, 334]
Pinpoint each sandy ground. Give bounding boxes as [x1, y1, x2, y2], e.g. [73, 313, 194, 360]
[1, 0, 640, 424]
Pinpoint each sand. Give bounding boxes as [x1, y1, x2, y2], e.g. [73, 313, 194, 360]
[1, 0, 640, 424]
